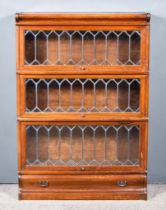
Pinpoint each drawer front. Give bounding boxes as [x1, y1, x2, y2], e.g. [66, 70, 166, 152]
[17, 25, 149, 73]
[17, 74, 148, 118]
[20, 174, 146, 191]
[18, 121, 148, 172]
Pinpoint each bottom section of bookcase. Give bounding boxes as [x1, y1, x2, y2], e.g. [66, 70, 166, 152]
[19, 174, 147, 200]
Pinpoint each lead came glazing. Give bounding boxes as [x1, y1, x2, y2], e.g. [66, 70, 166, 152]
[24, 30, 141, 66]
[26, 78, 140, 113]
[26, 125, 140, 166]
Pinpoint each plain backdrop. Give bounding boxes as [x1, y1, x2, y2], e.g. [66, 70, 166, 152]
[0, 0, 166, 183]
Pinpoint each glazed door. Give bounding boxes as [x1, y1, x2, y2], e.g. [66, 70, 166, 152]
[17, 74, 148, 119]
[17, 26, 149, 73]
[18, 121, 147, 173]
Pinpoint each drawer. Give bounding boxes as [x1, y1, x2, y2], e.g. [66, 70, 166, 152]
[20, 175, 146, 191]
[20, 174, 146, 191]
[19, 174, 147, 200]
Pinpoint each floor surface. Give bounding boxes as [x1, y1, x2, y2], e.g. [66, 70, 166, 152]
[0, 184, 166, 210]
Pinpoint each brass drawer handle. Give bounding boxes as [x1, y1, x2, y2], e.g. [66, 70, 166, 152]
[39, 180, 49, 187]
[117, 180, 127, 187]
[80, 66, 85, 70]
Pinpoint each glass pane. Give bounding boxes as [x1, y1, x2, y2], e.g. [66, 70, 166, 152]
[36, 32, 47, 64]
[118, 32, 129, 64]
[24, 30, 141, 66]
[26, 78, 140, 113]
[26, 125, 140, 166]
[26, 126, 36, 163]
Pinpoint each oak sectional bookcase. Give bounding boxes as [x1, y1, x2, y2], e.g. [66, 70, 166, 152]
[16, 13, 150, 200]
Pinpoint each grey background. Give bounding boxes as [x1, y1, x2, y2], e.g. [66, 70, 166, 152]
[0, 0, 166, 183]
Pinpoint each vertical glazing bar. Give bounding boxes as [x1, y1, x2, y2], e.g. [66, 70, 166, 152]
[81, 33, 84, 64]
[34, 34, 37, 63]
[115, 126, 119, 162]
[104, 126, 107, 161]
[70, 80, 73, 110]
[116, 80, 119, 110]
[81, 126, 84, 161]
[128, 82, 131, 111]
[105, 33, 108, 64]
[57, 33, 61, 64]
[35, 82, 38, 110]
[105, 81, 108, 110]
[128, 33, 131, 63]
[93, 127, 96, 161]
[117, 33, 119, 64]
[35, 127, 39, 162]
[127, 126, 131, 161]
[47, 81, 49, 111]
[54, 31, 58, 65]
[47, 126, 50, 162]
[93, 33, 96, 64]
[70, 127, 73, 160]
[46, 34, 48, 64]
[81, 80, 85, 111]
[69, 33, 72, 62]
[58, 81, 61, 111]
[58, 127, 61, 160]
[93, 82, 96, 109]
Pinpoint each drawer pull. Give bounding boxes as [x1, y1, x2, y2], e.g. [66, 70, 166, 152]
[80, 66, 85, 70]
[39, 181, 49, 187]
[117, 180, 127, 187]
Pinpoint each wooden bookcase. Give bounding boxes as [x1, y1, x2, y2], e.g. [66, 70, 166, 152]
[16, 13, 150, 200]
